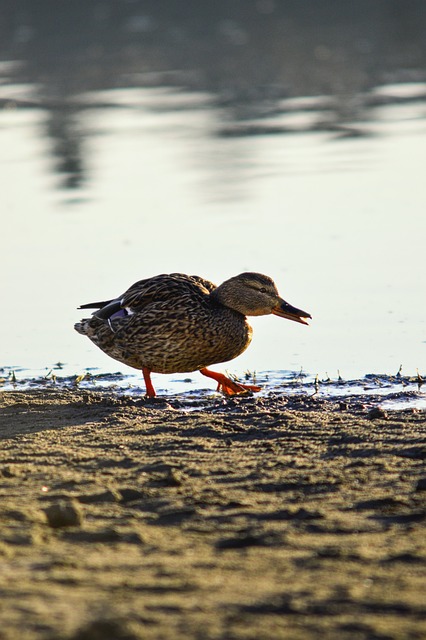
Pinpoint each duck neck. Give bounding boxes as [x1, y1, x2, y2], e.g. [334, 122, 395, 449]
[210, 281, 246, 316]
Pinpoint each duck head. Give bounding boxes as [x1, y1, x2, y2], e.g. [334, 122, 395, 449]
[213, 272, 311, 324]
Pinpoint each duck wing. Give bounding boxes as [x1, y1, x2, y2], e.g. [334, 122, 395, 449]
[79, 273, 216, 320]
[121, 273, 216, 312]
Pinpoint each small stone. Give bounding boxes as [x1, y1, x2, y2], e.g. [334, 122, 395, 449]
[415, 477, 426, 492]
[5, 531, 41, 546]
[367, 407, 388, 420]
[0, 542, 11, 557]
[164, 468, 185, 486]
[1, 465, 20, 478]
[44, 500, 83, 528]
[62, 527, 144, 544]
[118, 488, 146, 503]
[76, 489, 120, 504]
[70, 618, 140, 640]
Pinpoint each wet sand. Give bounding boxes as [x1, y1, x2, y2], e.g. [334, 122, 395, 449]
[0, 388, 425, 640]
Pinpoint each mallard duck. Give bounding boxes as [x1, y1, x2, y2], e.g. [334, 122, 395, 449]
[75, 272, 311, 397]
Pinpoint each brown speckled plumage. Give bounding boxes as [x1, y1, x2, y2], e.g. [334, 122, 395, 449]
[75, 272, 311, 396]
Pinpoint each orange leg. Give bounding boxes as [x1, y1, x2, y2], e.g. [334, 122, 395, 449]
[200, 368, 261, 395]
[142, 367, 157, 397]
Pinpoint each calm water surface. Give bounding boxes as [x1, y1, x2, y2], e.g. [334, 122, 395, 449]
[1, 3, 426, 394]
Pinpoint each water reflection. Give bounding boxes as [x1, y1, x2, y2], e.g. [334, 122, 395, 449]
[1, 1, 426, 187]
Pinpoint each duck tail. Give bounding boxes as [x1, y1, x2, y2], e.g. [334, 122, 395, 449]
[74, 320, 90, 335]
[74, 314, 111, 337]
[78, 299, 123, 320]
[78, 299, 111, 310]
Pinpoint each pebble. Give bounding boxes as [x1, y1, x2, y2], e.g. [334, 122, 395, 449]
[415, 477, 426, 492]
[367, 407, 388, 420]
[44, 500, 83, 528]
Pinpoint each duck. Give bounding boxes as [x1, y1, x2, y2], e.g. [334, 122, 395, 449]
[75, 272, 311, 397]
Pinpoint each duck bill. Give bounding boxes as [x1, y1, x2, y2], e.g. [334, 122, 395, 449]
[272, 299, 311, 325]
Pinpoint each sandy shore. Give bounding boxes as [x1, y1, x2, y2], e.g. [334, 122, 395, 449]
[0, 388, 425, 640]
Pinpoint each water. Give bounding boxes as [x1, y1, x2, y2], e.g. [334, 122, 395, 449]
[1, 2, 426, 400]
